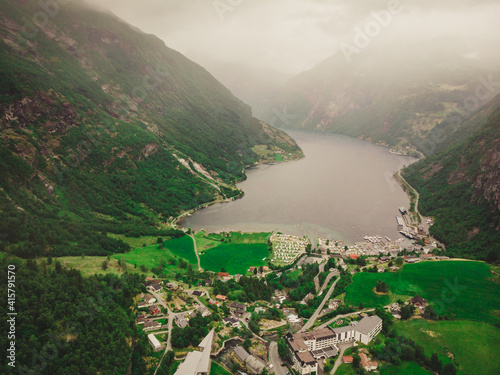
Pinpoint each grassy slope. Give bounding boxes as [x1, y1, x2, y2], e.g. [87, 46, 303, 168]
[380, 362, 433, 375]
[113, 235, 197, 274]
[46, 256, 152, 277]
[396, 320, 500, 375]
[344, 261, 500, 325]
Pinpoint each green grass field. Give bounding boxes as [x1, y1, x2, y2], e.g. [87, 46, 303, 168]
[164, 236, 197, 264]
[276, 153, 284, 162]
[45, 256, 152, 277]
[380, 361, 432, 375]
[344, 261, 500, 324]
[210, 361, 232, 375]
[107, 233, 164, 249]
[200, 243, 269, 274]
[396, 320, 500, 375]
[335, 363, 357, 375]
[113, 235, 197, 274]
[194, 231, 270, 252]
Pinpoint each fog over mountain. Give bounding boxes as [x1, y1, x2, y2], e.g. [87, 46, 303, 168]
[87, 0, 500, 121]
[89, 0, 500, 74]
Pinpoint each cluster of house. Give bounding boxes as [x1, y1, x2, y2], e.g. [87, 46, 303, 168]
[387, 295, 429, 320]
[175, 304, 212, 328]
[222, 302, 251, 328]
[286, 315, 383, 374]
[270, 233, 309, 264]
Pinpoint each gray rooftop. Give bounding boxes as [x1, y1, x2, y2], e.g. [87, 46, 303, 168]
[355, 315, 382, 335]
[233, 346, 250, 362]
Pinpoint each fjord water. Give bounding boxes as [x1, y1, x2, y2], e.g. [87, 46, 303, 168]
[181, 130, 416, 244]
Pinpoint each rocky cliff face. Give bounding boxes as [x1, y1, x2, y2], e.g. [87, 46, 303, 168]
[0, 0, 302, 258]
[403, 94, 500, 260]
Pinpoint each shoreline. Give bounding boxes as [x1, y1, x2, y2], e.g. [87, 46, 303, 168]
[171, 154, 304, 231]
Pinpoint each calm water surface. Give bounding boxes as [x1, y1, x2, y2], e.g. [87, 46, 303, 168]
[180, 131, 416, 244]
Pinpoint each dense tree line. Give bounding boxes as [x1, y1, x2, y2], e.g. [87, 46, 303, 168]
[278, 264, 318, 302]
[212, 276, 272, 302]
[0, 256, 148, 374]
[171, 313, 219, 349]
[372, 335, 457, 375]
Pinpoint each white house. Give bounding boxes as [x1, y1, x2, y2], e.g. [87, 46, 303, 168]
[148, 334, 163, 352]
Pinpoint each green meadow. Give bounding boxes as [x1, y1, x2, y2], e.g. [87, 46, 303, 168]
[113, 235, 197, 274]
[396, 320, 500, 375]
[194, 230, 270, 253]
[199, 243, 269, 275]
[344, 261, 500, 324]
[380, 362, 432, 375]
[193, 231, 271, 274]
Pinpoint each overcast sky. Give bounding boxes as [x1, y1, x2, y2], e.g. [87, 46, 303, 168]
[87, 0, 500, 74]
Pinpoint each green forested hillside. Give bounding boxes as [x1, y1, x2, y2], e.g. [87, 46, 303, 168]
[402, 94, 500, 260]
[0, 0, 302, 258]
[0, 256, 149, 374]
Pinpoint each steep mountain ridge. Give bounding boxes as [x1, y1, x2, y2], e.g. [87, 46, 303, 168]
[0, 0, 302, 258]
[265, 39, 500, 156]
[402, 93, 500, 260]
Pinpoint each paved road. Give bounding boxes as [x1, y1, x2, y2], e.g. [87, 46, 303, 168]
[150, 290, 167, 308]
[189, 234, 202, 271]
[313, 258, 327, 292]
[153, 307, 174, 375]
[300, 276, 340, 332]
[319, 270, 339, 294]
[397, 171, 444, 248]
[269, 342, 287, 375]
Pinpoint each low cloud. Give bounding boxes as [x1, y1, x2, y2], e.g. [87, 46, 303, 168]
[85, 0, 500, 74]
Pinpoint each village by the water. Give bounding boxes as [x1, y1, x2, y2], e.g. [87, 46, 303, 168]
[132, 204, 454, 375]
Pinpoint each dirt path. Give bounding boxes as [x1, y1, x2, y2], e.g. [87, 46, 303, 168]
[189, 233, 202, 271]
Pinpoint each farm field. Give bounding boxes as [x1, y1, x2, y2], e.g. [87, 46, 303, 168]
[396, 320, 500, 375]
[344, 261, 500, 324]
[200, 243, 269, 274]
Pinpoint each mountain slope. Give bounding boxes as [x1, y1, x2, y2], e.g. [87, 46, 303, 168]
[0, 0, 302, 258]
[265, 39, 500, 156]
[402, 94, 500, 260]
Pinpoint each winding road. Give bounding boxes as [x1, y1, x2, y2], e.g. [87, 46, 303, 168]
[300, 275, 340, 332]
